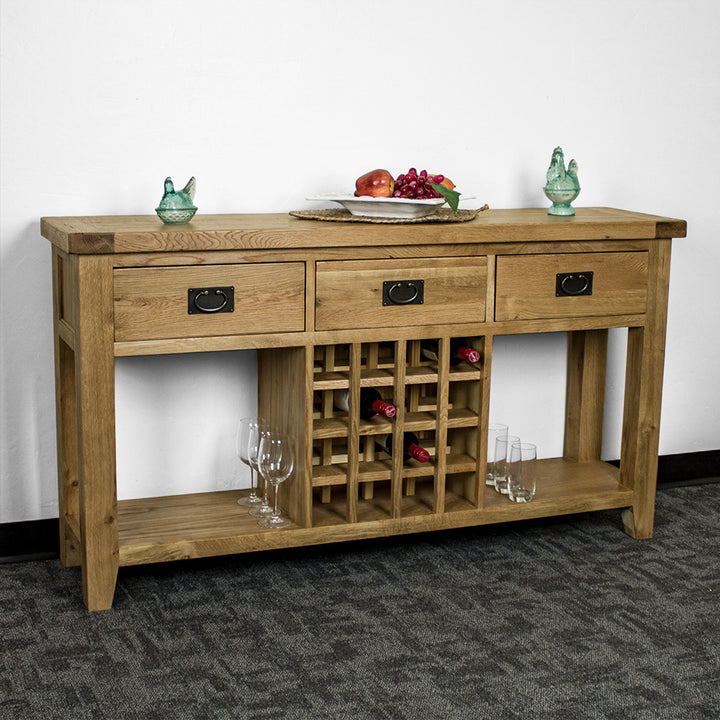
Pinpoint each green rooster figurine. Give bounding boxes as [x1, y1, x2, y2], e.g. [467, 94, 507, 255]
[155, 176, 197, 224]
[543, 148, 580, 216]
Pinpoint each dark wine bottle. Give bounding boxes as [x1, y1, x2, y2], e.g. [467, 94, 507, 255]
[375, 432, 430, 463]
[334, 387, 396, 420]
[420, 338, 480, 365]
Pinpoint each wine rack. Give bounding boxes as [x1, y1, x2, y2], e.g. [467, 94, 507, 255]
[310, 337, 486, 526]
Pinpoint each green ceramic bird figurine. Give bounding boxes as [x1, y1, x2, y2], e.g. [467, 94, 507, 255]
[544, 147, 580, 216]
[155, 176, 198, 224]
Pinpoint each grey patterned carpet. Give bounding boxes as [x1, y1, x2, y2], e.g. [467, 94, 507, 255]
[2, 484, 719, 720]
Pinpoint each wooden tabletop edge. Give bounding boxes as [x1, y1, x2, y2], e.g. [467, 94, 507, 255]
[40, 207, 688, 253]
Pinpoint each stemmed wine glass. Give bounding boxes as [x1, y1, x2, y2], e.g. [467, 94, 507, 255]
[248, 424, 273, 517]
[256, 432, 295, 529]
[236, 418, 265, 507]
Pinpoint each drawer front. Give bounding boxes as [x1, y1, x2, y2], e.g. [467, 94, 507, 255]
[114, 263, 305, 341]
[495, 251, 648, 321]
[315, 257, 487, 331]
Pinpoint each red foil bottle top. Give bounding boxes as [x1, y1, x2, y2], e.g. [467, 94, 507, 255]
[458, 346, 481, 364]
[408, 444, 430, 463]
[372, 400, 397, 418]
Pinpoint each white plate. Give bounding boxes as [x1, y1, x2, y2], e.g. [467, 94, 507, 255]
[306, 194, 447, 219]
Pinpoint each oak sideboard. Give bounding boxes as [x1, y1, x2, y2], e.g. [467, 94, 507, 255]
[41, 207, 686, 610]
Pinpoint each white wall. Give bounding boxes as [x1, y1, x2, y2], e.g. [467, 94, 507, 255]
[2, 0, 718, 523]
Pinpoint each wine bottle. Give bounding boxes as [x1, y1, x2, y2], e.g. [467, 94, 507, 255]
[334, 387, 396, 420]
[375, 432, 430, 463]
[420, 338, 480, 365]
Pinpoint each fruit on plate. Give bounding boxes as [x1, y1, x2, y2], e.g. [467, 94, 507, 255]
[391, 167, 461, 210]
[355, 169, 395, 198]
[353, 166, 461, 211]
[393, 168, 453, 198]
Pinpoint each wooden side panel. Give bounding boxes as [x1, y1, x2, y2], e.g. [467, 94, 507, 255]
[56, 340, 81, 567]
[496, 251, 648, 320]
[258, 346, 311, 528]
[477, 335, 493, 510]
[315, 257, 487, 331]
[52, 248, 81, 566]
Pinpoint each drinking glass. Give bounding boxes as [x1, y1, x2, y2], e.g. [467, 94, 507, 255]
[507, 442, 537, 503]
[236, 418, 264, 507]
[486, 423, 509, 486]
[256, 432, 295, 529]
[248, 425, 273, 517]
[493, 434, 520, 494]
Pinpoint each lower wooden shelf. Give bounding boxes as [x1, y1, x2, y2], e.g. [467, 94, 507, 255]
[115, 458, 633, 567]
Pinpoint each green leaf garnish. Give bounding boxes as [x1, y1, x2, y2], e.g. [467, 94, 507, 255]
[429, 182, 461, 212]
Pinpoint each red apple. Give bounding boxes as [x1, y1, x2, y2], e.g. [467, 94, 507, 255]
[355, 169, 395, 198]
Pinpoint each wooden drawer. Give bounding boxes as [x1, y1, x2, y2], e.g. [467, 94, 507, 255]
[114, 263, 305, 341]
[315, 257, 487, 331]
[495, 251, 648, 321]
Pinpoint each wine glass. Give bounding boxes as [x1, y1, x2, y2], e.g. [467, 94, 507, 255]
[236, 418, 264, 507]
[248, 424, 273, 517]
[256, 432, 295, 529]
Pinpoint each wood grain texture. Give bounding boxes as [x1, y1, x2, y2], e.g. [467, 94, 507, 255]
[391, 340, 407, 518]
[52, 249, 80, 567]
[41, 208, 687, 255]
[495, 251, 648, 321]
[432, 339, 450, 513]
[114, 262, 305, 341]
[564, 329, 608, 462]
[315, 257, 487, 331]
[116, 459, 632, 566]
[619, 240, 672, 539]
[345, 344, 362, 523]
[112, 315, 648, 358]
[257, 346, 311, 528]
[74, 255, 119, 611]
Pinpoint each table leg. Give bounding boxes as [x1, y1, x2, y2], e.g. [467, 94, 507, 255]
[620, 240, 672, 539]
[74, 255, 119, 610]
[564, 329, 608, 462]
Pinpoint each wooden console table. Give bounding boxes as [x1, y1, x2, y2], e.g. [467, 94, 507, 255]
[42, 207, 686, 610]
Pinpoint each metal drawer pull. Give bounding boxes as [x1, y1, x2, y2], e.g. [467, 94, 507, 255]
[383, 279, 425, 306]
[556, 272, 593, 297]
[188, 286, 235, 314]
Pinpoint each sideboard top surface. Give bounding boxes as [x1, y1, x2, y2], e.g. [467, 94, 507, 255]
[41, 207, 686, 255]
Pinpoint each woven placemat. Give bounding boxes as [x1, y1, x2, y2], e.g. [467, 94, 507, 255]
[289, 205, 489, 224]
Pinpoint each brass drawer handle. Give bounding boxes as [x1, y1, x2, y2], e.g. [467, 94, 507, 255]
[188, 286, 235, 314]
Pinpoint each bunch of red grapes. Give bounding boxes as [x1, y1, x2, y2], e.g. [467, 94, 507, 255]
[393, 168, 446, 199]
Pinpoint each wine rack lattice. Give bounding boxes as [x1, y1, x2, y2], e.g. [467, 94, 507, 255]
[310, 337, 485, 525]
